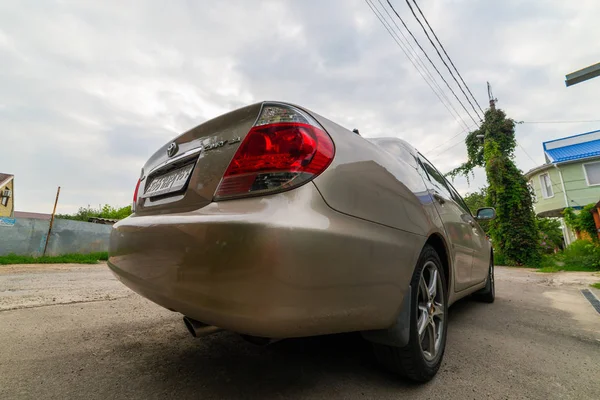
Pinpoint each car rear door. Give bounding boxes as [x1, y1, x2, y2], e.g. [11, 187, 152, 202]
[443, 178, 489, 285]
[417, 154, 474, 291]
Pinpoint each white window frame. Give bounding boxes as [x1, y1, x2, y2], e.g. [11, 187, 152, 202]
[539, 173, 554, 198]
[582, 161, 600, 186]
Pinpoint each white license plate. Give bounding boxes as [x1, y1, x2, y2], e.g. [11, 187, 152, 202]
[143, 163, 195, 198]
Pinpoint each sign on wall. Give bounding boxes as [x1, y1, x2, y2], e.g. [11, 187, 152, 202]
[0, 173, 15, 226]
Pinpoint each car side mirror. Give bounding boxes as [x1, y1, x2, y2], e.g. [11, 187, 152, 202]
[476, 207, 496, 221]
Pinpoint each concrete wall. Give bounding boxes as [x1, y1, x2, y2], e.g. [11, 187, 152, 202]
[0, 217, 111, 256]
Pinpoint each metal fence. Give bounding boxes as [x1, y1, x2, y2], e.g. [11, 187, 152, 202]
[0, 217, 111, 256]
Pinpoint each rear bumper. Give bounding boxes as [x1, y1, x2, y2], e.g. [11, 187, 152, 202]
[109, 183, 423, 338]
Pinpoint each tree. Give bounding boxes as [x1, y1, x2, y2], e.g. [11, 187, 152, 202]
[449, 107, 540, 265]
[57, 205, 132, 221]
[463, 187, 488, 214]
[537, 217, 564, 253]
[464, 187, 489, 233]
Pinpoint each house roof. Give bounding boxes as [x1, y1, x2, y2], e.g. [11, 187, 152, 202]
[0, 173, 14, 188]
[545, 140, 600, 162]
[543, 129, 600, 163]
[524, 163, 554, 178]
[14, 211, 52, 220]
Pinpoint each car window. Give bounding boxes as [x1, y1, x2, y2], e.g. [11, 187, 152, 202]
[444, 178, 472, 216]
[417, 154, 453, 199]
[418, 154, 472, 215]
[371, 138, 418, 168]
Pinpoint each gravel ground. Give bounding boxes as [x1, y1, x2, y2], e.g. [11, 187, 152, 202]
[0, 264, 599, 400]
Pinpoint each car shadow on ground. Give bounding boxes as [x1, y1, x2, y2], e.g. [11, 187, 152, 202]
[112, 297, 486, 398]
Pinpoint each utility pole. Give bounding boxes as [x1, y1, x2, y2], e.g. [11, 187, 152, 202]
[487, 82, 497, 110]
[43, 186, 61, 256]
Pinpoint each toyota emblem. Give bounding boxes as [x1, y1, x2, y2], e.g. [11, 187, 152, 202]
[167, 142, 178, 157]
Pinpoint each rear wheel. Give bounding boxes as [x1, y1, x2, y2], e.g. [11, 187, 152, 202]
[372, 245, 448, 382]
[474, 257, 495, 303]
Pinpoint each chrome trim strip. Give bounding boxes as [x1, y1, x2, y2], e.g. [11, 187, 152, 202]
[146, 146, 203, 177]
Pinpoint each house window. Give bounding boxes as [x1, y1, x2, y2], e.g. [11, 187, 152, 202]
[583, 161, 600, 186]
[0, 197, 7, 206]
[539, 173, 554, 198]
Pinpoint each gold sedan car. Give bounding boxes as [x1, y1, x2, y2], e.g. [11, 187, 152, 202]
[108, 101, 496, 382]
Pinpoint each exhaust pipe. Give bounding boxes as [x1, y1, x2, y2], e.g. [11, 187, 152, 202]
[183, 316, 222, 338]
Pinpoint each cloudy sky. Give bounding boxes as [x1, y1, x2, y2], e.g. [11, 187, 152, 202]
[2, 0, 600, 214]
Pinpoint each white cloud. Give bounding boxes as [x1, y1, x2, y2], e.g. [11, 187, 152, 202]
[1, 0, 600, 212]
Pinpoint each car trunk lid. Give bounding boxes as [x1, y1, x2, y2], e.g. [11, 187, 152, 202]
[134, 102, 263, 215]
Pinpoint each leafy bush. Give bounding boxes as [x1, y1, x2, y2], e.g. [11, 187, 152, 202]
[537, 240, 600, 272]
[537, 217, 564, 253]
[563, 205, 598, 243]
[57, 205, 132, 222]
[562, 240, 600, 269]
[494, 251, 507, 266]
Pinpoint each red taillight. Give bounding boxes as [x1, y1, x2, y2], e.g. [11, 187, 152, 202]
[214, 105, 334, 200]
[132, 178, 141, 211]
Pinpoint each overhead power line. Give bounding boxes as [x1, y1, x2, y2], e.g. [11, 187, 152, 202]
[517, 141, 537, 166]
[410, 0, 485, 115]
[384, 0, 480, 127]
[517, 119, 600, 124]
[374, 0, 470, 131]
[426, 122, 477, 153]
[404, 0, 483, 121]
[430, 136, 465, 157]
[365, 0, 471, 130]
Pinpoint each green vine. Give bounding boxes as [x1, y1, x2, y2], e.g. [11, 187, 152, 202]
[448, 108, 540, 265]
[563, 205, 598, 242]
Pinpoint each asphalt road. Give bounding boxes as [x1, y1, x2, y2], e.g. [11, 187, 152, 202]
[1, 264, 599, 400]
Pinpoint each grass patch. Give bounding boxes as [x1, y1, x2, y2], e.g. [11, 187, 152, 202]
[0, 252, 108, 265]
[591, 282, 600, 290]
[535, 240, 600, 272]
[537, 265, 598, 273]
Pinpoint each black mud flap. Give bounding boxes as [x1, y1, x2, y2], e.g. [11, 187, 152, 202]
[361, 286, 411, 348]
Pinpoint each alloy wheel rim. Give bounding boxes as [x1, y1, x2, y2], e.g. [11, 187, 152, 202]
[417, 261, 445, 361]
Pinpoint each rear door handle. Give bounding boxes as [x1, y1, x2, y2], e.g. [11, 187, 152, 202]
[432, 193, 445, 204]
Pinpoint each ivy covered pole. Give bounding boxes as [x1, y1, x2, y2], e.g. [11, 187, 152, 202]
[449, 97, 540, 265]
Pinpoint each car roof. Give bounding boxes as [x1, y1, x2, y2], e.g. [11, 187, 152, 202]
[368, 137, 419, 156]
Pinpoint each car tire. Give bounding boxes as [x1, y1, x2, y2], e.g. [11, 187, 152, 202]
[474, 257, 495, 303]
[372, 244, 448, 382]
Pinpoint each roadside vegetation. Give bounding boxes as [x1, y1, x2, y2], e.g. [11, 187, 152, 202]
[56, 205, 132, 221]
[536, 204, 600, 273]
[0, 252, 108, 265]
[591, 283, 600, 290]
[536, 240, 600, 272]
[450, 107, 540, 266]
[464, 187, 600, 272]
[450, 103, 600, 273]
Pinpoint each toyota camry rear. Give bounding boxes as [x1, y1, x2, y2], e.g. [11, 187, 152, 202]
[108, 101, 490, 382]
